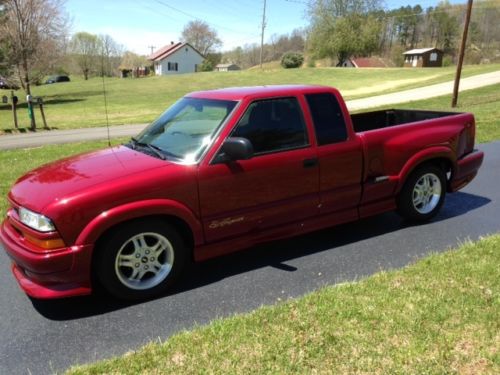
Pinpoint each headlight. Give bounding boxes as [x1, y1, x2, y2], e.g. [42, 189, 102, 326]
[18, 207, 55, 232]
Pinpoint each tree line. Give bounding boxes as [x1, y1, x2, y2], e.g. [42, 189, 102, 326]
[1, 0, 499, 96]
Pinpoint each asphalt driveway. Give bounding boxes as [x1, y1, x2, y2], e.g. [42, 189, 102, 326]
[0, 141, 499, 375]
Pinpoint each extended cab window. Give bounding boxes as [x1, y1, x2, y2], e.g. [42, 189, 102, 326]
[232, 97, 308, 155]
[306, 93, 347, 145]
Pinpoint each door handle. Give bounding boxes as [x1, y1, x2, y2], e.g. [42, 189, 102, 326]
[303, 158, 318, 168]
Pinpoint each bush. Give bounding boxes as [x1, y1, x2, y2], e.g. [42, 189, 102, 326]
[442, 55, 453, 67]
[200, 59, 214, 72]
[281, 52, 304, 69]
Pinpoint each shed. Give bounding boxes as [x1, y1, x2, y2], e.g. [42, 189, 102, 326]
[403, 48, 443, 68]
[148, 42, 204, 75]
[215, 63, 241, 72]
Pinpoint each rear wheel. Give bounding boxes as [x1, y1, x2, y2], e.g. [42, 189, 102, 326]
[96, 220, 187, 300]
[397, 164, 446, 222]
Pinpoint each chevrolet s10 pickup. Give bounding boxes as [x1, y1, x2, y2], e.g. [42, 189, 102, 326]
[0, 85, 484, 300]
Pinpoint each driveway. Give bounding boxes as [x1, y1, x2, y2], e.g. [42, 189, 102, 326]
[0, 141, 499, 374]
[1, 70, 499, 150]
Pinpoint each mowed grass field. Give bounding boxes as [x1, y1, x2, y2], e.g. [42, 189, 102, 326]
[0, 64, 499, 132]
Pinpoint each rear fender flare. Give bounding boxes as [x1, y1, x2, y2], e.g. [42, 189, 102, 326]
[75, 199, 203, 247]
[395, 146, 456, 194]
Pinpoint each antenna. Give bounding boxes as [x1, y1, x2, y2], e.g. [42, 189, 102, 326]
[259, 0, 267, 69]
[101, 67, 111, 147]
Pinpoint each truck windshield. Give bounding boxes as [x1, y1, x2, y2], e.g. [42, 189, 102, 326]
[131, 98, 237, 162]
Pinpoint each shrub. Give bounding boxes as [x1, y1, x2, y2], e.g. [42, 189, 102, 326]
[200, 59, 214, 72]
[281, 52, 304, 69]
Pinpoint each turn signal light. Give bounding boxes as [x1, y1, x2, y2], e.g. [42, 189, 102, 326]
[24, 233, 65, 250]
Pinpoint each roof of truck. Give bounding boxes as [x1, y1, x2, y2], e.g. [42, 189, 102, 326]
[187, 85, 337, 101]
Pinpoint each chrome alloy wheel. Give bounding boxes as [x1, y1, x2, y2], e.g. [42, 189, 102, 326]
[412, 173, 442, 214]
[114, 232, 174, 290]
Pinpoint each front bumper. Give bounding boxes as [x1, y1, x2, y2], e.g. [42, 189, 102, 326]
[449, 149, 484, 192]
[0, 215, 93, 299]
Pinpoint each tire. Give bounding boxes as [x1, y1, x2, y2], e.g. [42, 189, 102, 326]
[96, 220, 187, 300]
[397, 164, 446, 222]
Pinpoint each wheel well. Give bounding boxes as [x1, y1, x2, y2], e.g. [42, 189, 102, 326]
[90, 215, 195, 288]
[399, 157, 453, 194]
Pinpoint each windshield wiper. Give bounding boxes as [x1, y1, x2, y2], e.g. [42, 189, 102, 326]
[130, 137, 167, 160]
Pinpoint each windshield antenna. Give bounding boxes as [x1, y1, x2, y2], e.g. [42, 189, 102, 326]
[101, 65, 111, 147]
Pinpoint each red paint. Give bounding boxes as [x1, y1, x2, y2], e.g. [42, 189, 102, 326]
[0, 85, 484, 299]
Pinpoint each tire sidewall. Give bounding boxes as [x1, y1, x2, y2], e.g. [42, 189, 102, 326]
[398, 164, 446, 222]
[96, 220, 187, 300]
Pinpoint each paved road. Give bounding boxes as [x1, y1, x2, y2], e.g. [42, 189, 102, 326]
[1, 70, 499, 150]
[0, 141, 499, 374]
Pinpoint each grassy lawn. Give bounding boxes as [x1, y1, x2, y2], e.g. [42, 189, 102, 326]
[0, 64, 498, 132]
[363, 83, 500, 144]
[66, 234, 500, 374]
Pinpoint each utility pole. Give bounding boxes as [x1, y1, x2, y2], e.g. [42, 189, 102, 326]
[452, 0, 473, 108]
[148, 45, 156, 55]
[259, 0, 267, 69]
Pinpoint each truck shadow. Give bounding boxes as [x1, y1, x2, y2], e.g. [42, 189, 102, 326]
[31, 191, 491, 320]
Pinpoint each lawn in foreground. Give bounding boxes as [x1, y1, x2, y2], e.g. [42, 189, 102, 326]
[0, 64, 498, 132]
[66, 234, 499, 374]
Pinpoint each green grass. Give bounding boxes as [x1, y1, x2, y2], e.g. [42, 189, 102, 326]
[1, 64, 498, 132]
[66, 235, 500, 374]
[363, 83, 500, 144]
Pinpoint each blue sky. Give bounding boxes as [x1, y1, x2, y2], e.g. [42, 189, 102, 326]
[65, 0, 466, 55]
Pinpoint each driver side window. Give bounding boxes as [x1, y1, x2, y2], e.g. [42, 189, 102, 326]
[231, 97, 308, 155]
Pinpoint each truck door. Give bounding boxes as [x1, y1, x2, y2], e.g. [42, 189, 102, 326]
[305, 93, 363, 220]
[198, 97, 320, 243]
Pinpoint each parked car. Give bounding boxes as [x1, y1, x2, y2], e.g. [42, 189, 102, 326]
[0, 85, 484, 300]
[0, 75, 20, 90]
[45, 75, 70, 84]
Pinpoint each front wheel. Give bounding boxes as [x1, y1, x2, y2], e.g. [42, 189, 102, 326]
[96, 220, 187, 300]
[397, 164, 446, 222]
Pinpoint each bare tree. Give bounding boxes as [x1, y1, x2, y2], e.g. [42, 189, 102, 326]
[180, 20, 222, 56]
[98, 34, 123, 77]
[0, 0, 68, 95]
[70, 32, 99, 80]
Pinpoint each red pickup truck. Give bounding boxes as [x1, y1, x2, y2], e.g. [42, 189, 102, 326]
[0, 85, 484, 300]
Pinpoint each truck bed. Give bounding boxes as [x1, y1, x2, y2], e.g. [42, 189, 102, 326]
[351, 109, 460, 133]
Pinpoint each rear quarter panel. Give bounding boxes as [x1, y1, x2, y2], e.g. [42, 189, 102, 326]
[358, 112, 474, 201]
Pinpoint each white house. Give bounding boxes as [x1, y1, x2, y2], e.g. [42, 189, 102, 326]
[148, 42, 204, 75]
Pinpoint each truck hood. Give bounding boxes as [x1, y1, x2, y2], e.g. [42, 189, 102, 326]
[10, 145, 170, 213]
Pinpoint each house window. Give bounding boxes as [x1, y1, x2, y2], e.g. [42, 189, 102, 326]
[430, 53, 438, 62]
[167, 62, 178, 71]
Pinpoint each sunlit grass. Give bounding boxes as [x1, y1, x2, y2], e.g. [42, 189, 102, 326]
[1, 63, 498, 132]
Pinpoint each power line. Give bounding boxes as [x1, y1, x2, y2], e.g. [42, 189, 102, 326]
[152, 0, 260, 37]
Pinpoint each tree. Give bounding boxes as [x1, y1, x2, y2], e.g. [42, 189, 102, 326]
[180, 20, 221, 56]
[70, 32, 99, 80]
[0, 0, 68, 95]
[281, 52, 304, 68]
[307, 0, 383, 64]
[98, 34, 123, 77]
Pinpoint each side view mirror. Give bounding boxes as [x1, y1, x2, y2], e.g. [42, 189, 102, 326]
[214, 137, 254, 163]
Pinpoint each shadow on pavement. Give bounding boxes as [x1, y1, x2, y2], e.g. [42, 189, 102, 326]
[31, 191, 490, 320]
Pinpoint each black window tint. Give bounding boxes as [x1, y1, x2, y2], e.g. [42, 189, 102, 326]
[232, 98, 308, 154]
[306, 93, 347, 145]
